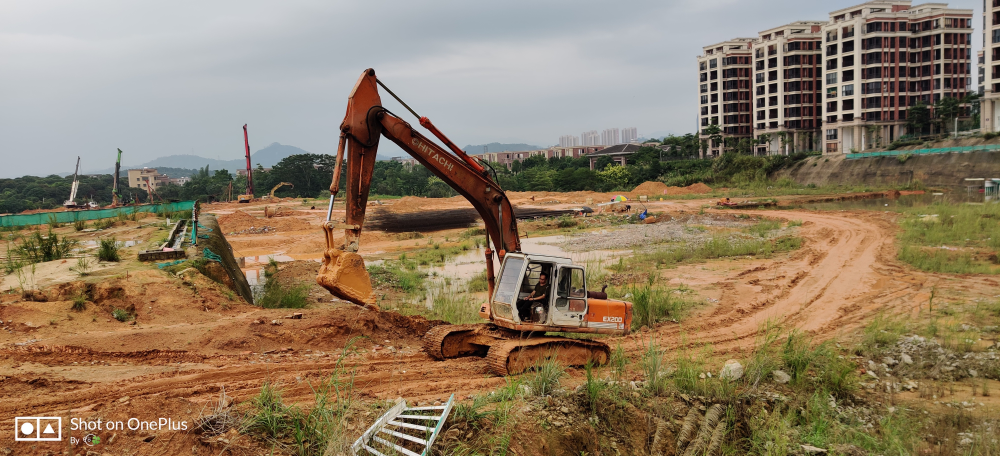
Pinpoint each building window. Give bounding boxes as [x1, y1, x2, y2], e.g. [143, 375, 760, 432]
[701, 84, 708, 93]
[826, 129, 838, 140]
[826, 73, 837, 85]
[700, 95, 708, 105]
[710, 59, 717, 68]
[843, 84, 854, 96]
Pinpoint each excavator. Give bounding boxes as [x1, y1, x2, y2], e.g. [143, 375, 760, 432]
[264, 182, 293, 199]
[316, 69, 633, 376]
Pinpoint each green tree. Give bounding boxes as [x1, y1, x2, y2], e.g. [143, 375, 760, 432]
[906, 101, 932, 137]
[596, 165, 631, 191]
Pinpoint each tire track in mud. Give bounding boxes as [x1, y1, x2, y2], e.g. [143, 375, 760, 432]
[634, 210, 954, 353]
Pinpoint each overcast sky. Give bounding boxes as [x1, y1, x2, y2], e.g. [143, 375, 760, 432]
[0, 0, 980, 177]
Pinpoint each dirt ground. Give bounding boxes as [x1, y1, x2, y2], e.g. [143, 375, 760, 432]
[2, 193, 998, 455]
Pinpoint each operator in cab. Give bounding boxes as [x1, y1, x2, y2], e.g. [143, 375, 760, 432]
[517, 272, 550, 322]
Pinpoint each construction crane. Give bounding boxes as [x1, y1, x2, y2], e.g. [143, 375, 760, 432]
[264, 182, 293, 199]
[64, 156, 81, 208]
[316, 69, 633, 376]
[237, 124, 254, 203]
[111, 148, 123, 207]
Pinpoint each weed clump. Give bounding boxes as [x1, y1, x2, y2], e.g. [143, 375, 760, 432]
[98, 238, 121, 262]
[111, 307, 133, 322]
[73, 220, 87, 231]
[526, 357, 565, 396]
[255, 260, 309, 309]
[16, 229, 78, 263]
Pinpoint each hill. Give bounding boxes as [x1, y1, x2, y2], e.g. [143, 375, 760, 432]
[461, 142, 543, 154]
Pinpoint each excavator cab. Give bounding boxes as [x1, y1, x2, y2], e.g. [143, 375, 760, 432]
[490, 253, 588, 327]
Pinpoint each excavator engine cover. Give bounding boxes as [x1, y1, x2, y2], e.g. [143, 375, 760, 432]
[317, 248, 376, 307]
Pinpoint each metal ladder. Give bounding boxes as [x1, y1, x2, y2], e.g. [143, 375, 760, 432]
[351, 394, 455, 456]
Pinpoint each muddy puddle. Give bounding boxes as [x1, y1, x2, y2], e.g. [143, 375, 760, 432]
[421, 235, 630, 285]
[79, 240, 140, 248]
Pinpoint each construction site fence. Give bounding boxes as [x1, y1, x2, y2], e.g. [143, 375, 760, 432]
[846, 145, 1000, 160]
[0, 201, 195, 228]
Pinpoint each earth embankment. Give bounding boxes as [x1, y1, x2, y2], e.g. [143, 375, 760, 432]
[775, 150, 1000, 188]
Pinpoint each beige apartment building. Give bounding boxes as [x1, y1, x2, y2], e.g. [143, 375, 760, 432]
[753, 21, 826, 155]
[982, 0, 1000, 132]
[697, 38, 755, 157]
[821, 1, 974, 154]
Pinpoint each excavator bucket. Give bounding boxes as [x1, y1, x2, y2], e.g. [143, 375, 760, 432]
[317, 248, 376, 307]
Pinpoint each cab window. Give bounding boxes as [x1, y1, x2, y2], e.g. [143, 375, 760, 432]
[493, 257, 524, 304]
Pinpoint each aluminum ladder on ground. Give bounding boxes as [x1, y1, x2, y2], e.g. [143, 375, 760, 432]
[351, 394, 455, 456]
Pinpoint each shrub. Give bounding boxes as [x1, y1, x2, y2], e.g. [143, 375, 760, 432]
[71, 294, 87, 311]
[111, 308, 133, 322]
[47, 214, 62, 228]
[16, 229, 78, 263]
[556, 216, 578, 228]
[98, 238, 121, 262]
[255, 261, 310, 309]
[73, 220, 88, 231]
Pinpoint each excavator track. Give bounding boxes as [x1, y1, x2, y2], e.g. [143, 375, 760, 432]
[423, 324, 611, 376]
[484, 337, 610, 376]
[422, 324, 485, 360]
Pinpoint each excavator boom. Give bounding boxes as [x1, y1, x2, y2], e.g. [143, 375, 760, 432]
[318, 68, 519, 305]
[318, 69, 628, 376]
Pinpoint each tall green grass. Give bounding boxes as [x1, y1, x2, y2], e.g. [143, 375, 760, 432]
[16, 229, 77, 263]
[255, 260, 310, 308]
[896, 202, 1000, 274]
[629, 281, 694, 329]
[98, 237, 121, 262]
[631, 234, 801, 269]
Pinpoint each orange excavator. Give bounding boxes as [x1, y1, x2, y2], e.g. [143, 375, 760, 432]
[317, 69, 633, 376]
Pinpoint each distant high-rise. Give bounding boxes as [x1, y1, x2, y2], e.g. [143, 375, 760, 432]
[601, 128, 620, 146]
[559, 135, 580, 147]
[580, 130, 601, 146]
[621, 127, 638, 143]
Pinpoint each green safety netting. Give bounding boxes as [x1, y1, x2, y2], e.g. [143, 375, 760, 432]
[0, 201, 194, 228]
[202, 248, 223, 262]
[846, 144, 1000, 160]
[156, 259, 186, 269]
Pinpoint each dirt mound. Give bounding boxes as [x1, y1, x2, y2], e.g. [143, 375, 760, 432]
[386, 196, 472, 213]
[217, 210, 312, 234]
[632, 181, 670, 195]
[631, 182, 712, 196]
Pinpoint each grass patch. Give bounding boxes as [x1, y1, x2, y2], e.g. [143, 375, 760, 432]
[255, 260, 310, 309]
[111, 307, 133, 322]
[97, 237, 121, 262]
[631, 234, 802, 269]
[368, 260, 426, 294]
[242, 340, 357, 455]
[71, 294, 87, 311]
[15, 228, 78, 263]
[628, 281, 695, 329]
[525, 357, 565, 396]
[896, 202, 1000, 274]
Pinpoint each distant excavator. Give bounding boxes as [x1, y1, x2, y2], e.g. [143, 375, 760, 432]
[264, 182, 293, 200]
[316, 69, 633, 376]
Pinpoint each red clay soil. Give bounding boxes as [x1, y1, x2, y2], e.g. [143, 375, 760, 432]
[2, 196, 997, 455]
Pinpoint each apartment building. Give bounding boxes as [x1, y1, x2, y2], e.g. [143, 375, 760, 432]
[982, 0, 1000, 131]
[559, 135, 580, 147]
[979, 49, 985, 96]
[127, 168, 169, 190]
[697, 38, 755, 157]
[622, 127, 639, 143]
[753, 21, 826, 155]
[580, 130, 601, 146]
[821, 1, 974, 154]
[601, 128, 620, 146]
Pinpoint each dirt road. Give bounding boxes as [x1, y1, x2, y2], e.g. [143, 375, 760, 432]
[3, 204, 996, 454]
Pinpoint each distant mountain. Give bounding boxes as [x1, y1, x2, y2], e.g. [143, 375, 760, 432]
[462, 142, 543, 154]
[80, 143, 394, 177]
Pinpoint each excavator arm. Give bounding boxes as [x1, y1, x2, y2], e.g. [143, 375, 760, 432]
[317, 68, 520, 306]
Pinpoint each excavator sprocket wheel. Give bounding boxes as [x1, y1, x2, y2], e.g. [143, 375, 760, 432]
[316, 249, 376, 307]
[422, 324, 486, 360]
[485, 338, 611, 376]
